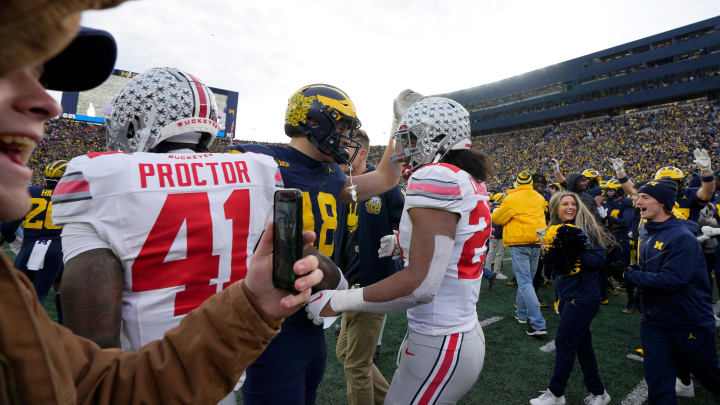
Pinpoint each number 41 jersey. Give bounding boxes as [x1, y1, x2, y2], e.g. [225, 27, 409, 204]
[52, 151, 282, 350]
[399, 163, 491, 336]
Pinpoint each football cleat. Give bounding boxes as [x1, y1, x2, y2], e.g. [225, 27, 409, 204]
[621, 306, 635, 314]
[635, 348, 644, 357]
[600, 299, 609, 305]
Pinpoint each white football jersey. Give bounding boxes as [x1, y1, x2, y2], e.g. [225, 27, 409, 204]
[53, 151, 282, 350]
[399, 163, 491, 336]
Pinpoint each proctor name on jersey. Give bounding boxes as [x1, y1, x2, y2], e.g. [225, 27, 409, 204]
[138, 159, 251, 189]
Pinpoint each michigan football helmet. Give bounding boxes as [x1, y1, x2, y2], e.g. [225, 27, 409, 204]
[44, 160, 68, 182]
[390, 97, 472, 179]
[604, 178, 624, 198]
[284, 84, 361, 164]
[654, 166, 685, 181]
[105, 67, 219, 153]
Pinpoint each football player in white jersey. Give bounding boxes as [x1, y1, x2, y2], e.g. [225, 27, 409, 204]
[52, 67, 334, 404]
[307, 97, 495, 404]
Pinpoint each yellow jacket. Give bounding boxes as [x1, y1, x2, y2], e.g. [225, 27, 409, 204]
[491, 184, 547, 246]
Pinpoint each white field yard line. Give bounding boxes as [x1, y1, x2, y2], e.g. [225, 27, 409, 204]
[621, 379, 648, 405]
[626, 354, 644, 362]
[479, 316, 503, 327]
[540, 340, 555, 352]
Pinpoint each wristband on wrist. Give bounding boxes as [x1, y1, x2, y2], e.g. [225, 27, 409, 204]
[618, 175, 629, 184]
[702, 175, 714, 183]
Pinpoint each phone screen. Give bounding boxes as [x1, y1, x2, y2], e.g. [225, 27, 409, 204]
[273, 189, 303, 293]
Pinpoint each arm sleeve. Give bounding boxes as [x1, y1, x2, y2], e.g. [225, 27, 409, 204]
[606, 205, 634, 229]
[60, 222, 111, 263]
[62, 279, 283, 404]
[1, 220, 21, 242]
[580, 245, 606, 272]
[387, 185, 405, 229]
[624, 235, 697, 292]
[405, 165, 464, 214]
[491, 203, 514, 226]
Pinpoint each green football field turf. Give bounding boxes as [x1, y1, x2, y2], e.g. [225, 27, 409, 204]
[4, 243, 718, 404]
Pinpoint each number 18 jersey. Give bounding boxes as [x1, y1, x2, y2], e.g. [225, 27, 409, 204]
[399, 163, 491, 336]
[52, 151, 281, 350]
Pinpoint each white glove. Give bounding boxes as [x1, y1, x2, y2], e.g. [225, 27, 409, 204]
[597, 206, 608, 219]
[378, 230, 401, 259]
[697, 235, 710, 243]
[549, 158, 560, 173]
[701, 226, 720, 237]
[693, 148, 712, 171]
[305, 290, 339, 329]
[609, 157, 625, 173]
[391, 90, 424, 134]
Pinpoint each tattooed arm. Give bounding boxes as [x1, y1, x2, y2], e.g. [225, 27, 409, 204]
[61, 248, 124, 348]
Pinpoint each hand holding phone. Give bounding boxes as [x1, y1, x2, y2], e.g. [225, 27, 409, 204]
[273, 189, 304, 294]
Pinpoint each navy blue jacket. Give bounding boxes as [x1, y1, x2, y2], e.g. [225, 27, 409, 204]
[333, 166, 404, 286]
[625, 218, 715, 331]
[601, 196, 634, 239]
[552, 244, 606, 300]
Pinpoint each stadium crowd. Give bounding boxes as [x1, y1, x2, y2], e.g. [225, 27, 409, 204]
[476, 99, 720, 192]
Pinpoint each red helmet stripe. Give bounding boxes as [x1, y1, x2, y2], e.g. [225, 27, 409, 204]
[186, 72, 208, 119]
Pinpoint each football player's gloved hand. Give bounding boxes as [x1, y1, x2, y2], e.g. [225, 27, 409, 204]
[693, 148, 712, 171]
[597, 206, 608, 219]
[305, 290, 338, 329]
[391, 90, 424, 134]
[378, 230, 401, 259]
[549, 158, 560, 173]
[697, 235, 710, 243]
[701, 226, 720, 237]
[609, 157, 625, 173]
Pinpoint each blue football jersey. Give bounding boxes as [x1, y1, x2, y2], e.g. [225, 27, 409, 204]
[231, 144, 346, 258]
[675, 186, 705, 222]
[22, 186, 62, 242]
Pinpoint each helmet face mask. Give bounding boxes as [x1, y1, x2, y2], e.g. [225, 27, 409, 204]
[106, 67, 219, 153]
[390, 97, 471, 179]
[284, 84, 362, 165]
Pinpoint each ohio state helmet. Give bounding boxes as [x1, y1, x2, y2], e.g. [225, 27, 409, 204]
[390, 97, 472, 178]
[105, 67, 219, 153]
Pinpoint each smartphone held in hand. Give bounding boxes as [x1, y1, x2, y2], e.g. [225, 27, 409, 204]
[272, 189, 304, 294]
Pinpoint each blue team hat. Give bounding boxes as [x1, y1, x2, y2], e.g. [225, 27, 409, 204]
[40, 27, 117, 92]
[638, 180, 677, 210]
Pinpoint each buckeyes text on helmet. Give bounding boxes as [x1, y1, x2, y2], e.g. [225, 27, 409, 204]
[105, 67, 219, 153]
[284, 84, 362, 165]
[390, 96, 472, 178]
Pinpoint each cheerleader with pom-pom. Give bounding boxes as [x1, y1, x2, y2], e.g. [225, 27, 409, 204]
[530, 191, 615, 405]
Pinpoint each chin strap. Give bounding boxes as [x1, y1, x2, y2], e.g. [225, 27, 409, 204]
[346, 165, 357, 202]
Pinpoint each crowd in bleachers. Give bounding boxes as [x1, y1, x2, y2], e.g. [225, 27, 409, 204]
[28, 99, 720, 193]
[475, 99, 720, 192]
[29, 119, 105, 185]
